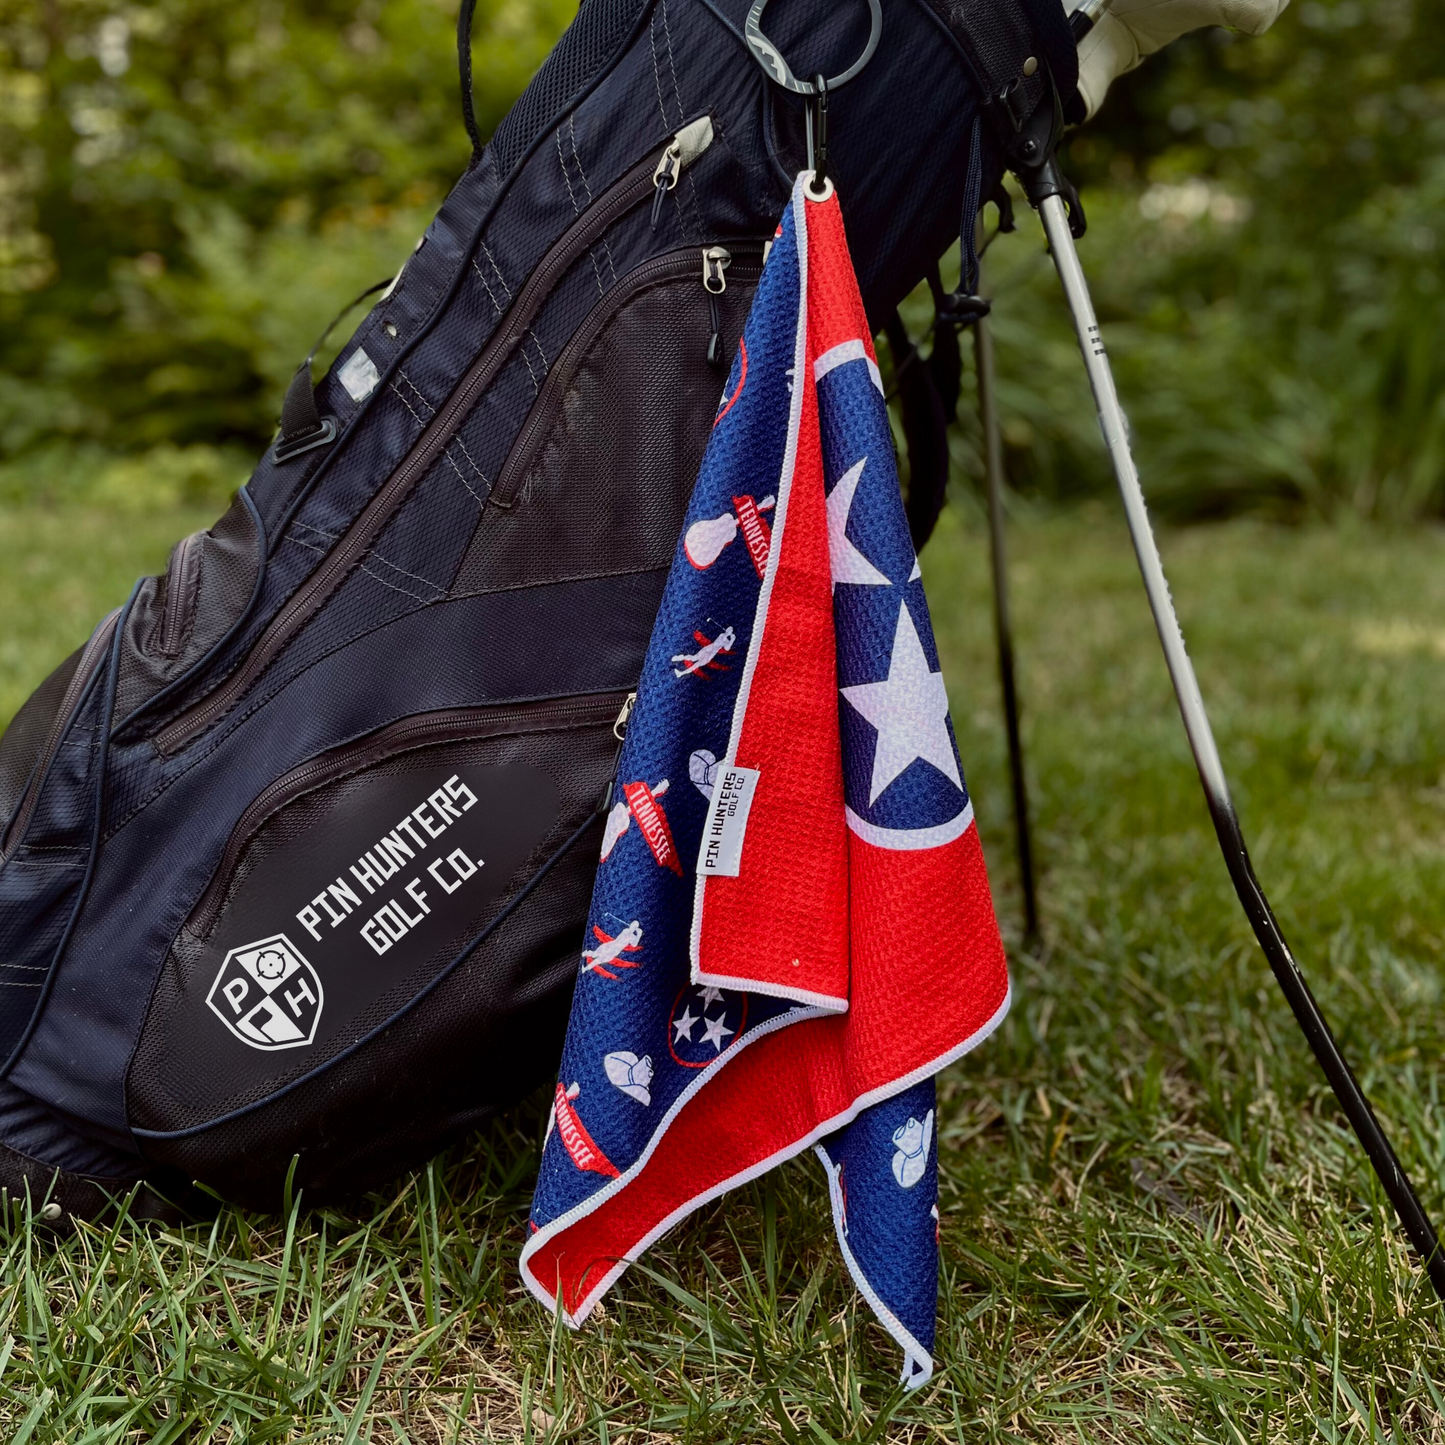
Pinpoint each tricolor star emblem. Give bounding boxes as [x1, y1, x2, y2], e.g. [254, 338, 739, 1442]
[667, 984, 748, 1069]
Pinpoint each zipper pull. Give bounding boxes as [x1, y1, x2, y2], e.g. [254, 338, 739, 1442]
[703, 246, 731, 367]
[650, 115, 715, 230]
[651, 141, 682, 228]
[613, 692, 637, 740]
[598, 692, 638, 815]
[702, 245, 731, 295]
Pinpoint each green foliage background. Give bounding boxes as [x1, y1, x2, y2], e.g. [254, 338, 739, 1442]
[0, 0, 1441, 517]
[0, 0, 570, 507]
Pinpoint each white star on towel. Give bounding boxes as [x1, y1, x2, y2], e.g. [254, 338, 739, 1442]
[697, 985, 725, 1007]
[826, 457, 889, 591]
[841, 601, 963, 806]
[673, 1007, 699, 1043]
[700, 1012, 735, 1052]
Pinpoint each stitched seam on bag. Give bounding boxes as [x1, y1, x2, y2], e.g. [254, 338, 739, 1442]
[557, 124, 586, 216]
[473, 242, 549, 382]
[289, 520, 447, 598]
[289, 535, 430, 604]
[659, 0, 682, 126]
[473, 244, 544, 386]
[394, 370, 436, 417]
[519, 335, 544, 393]
[571, 113, 617, 287]
[287, 532, 443, 606]
[450, 560, 669, 601]
[388, 380, 489, 503]
[106, 568, 665, 840]
[648, 13, 671, 135]
[479, 242, 513, 301]
[657, 0, 703, 239]
[472, 257, 507, 319]
[449, 433, 491, 496]
[557, 125, 606, 298]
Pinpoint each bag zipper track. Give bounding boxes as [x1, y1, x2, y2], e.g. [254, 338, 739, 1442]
[0, 611, 120, 861]
[154, 135, 698, 759]
[489, 245, 765, 511]
[156, 532, 203, 658]
[187, 690, 627, 938]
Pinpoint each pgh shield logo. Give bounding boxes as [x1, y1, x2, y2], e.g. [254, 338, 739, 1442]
[206, 935, 323, 1050]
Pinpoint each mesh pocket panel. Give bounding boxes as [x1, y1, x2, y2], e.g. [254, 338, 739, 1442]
[453, 266, 758, 596]
[490, 0, 651, 176]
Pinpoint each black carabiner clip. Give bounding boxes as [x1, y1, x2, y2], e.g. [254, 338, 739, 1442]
[743, 0, 877, 196]
[804, 73, 830, 193]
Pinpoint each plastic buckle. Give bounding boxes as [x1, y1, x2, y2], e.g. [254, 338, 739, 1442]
[271, 417, 338, 463]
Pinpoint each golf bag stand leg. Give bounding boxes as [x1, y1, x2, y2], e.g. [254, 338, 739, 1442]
[1004, 90, 1445, 1301]
[974, 312, 1039, 944]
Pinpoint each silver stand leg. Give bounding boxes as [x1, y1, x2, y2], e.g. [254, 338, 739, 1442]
[1037, 192, 1445, 1301]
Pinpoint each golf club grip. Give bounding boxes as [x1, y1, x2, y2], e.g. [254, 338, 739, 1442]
[1036, 192, 1445, 1301]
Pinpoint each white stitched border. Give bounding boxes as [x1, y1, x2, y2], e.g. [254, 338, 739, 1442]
[688, 177, 811, 991]
[816, 1144, 933, 1389]
[520, 981, 1013, 1325]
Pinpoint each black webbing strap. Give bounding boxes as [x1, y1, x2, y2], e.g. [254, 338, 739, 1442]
[272, 278, 392, 463]
[458, 0, 482, 166]
[921, 0, 1082, 134]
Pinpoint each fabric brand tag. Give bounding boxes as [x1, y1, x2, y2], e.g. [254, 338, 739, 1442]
[697, 765, 760, 877]
[338, 347, 380, 402]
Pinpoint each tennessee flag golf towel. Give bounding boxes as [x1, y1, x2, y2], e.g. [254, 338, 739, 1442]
[521, 176, 1010, 1388]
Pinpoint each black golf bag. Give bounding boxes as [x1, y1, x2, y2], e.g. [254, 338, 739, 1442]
[0, 0, 1077, 1217]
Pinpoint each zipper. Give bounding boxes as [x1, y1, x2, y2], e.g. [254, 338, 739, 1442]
[650, 115, 713, 229]
[154, 121, 715, 759]
[702, 245, 731, 293]
[0, 610, 119, 861]
[489, 244, 764, 510]
[702, 245, 732, 367]
[155, 531, 204, 658]
[594, 690, 638, 816]
[187, 690, 628, 938]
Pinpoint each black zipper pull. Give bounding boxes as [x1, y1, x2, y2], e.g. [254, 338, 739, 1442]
[703, 246, 731, 367]
[651, 140, 682, 229]
[651, 117, 716, 230]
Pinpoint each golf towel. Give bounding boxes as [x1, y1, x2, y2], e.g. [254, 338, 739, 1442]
[521, 175, 1010, 1387]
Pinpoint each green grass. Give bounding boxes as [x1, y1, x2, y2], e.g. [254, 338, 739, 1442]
[3, 498, 1445, 1440]
[0, 501, 226, 726]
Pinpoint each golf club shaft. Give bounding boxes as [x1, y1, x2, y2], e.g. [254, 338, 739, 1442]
[1037, 192, 1445, 1301]
[974, 314, 1039, 942]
